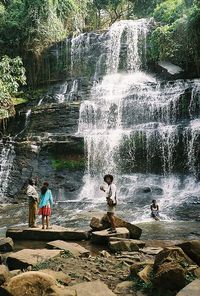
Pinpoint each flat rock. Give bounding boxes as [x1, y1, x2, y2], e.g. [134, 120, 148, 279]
[6, 248, 62, 270]
[6, 225, 89, 241]
[109, 237, 145, 247]
[65, 280, 116, 296]
[91, 228, 129, 245]
[46, 240, 90, 257]
[176, 279, 200, 296]
[0, 237, 14, 252]
[109, 241, 139, 252]
[140, 247, 163, 255]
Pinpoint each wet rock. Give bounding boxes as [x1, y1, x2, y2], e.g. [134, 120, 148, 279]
[91, 228, 129, 245]
[0, 265, 10, 285]
[176, 240, 200, 266]
[6, 226, 89, 241]
[176, 279, 200, 296]
[0, 237, 14, 252]
[6, 249, 62, 270]
[109, 241, 140, 252]
[153, 247, 194, 272]
[155, 262, 186, 290]
[3, 271, 73, 296]
[46, 240, 90, 257]
[101, 215, 142, 239]
[65, 280, 116, 296]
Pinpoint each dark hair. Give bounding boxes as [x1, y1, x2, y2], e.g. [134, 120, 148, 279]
[152, 200, 156, 203]
[43, 181, 49, 187]
[28, 179, 34, 186]
[104, 174, 114, 182]
[41, 185, 48, 195]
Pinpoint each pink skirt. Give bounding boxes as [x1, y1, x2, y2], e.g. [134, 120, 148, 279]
[38, 206, 51, 216]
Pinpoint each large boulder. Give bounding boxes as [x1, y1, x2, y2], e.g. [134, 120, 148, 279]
[154, 262, 186, 290]
[46, 240, 90, 257]
[0, 265, 10, 285]
[0, 238, 14, 252]
[91, 228, 129, 245]
[6, 249, 62, 270]
[102, 215, 142, 239]
[65, 280, 116, 296]
[3, 271, 74, 296]
[176, 279, 200, 296]
[153, 247, 194, 272]
[176, 241, 200, 266]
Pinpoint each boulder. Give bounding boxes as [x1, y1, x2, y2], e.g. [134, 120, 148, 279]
[3, 271, 74, 296]
[91, 228, 129, 245]
[90, 217, 104, 231]
[176, 240, 200, 266]
[0, 238, 14, 252]
[101, 215, 142, 239]
[0, 265, 10, 285]
[6, 226, 89, 241]
[109, 241, 139, 252]
[154, 262, 186, 290]
[65, 280, 116, 296]
[6, 249, 62, 270]
[153, 247, 194, 272]
[46, 240, 90, 257]
[40, 269, 71, 285]
[176, 279, 200, 296]
[138, 265, 153, 284]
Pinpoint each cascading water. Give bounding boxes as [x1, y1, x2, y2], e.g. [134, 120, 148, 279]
[77, 19, 200, 221]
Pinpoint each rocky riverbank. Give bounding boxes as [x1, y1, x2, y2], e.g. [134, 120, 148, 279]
[0, 216, 200, 295]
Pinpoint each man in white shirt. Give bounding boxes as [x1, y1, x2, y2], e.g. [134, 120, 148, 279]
[100, 174, 117, 233]
[27, 179, 39, 228]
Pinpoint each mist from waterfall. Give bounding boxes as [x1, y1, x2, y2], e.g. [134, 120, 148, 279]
[77, 19, 200, 221]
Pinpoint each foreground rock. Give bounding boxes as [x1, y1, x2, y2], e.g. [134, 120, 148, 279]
[91, 228, 129, 244]
[40, 269, 71, 285]
[91, 215, 142, 239]
[109, 240, 140, 252]
[0, 265, 10, 285]
[7, 249, 62, 270]
[0, 237, 14, 252]
[6, 226, 89, 241]
[2, 271, 72, 296]
[46, 240, 90, 257]
[176, 279, 200, 296]
[65, 280, 116, 296]
[177, 240, 200, 266]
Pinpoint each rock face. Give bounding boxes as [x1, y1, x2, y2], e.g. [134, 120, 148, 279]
[0, 265, 10, 285]
[3, 271, 66, 296]
[46, 240, 90, 257]
[176, 240, 200, 266]
[65, 280, 116, 296]
[0, 237, 13, 252]
[6, 249, 62, 270]
[91, 228, 130, 245]
[6, 226, 89, 241]
[176, 279, 200, 296]
[90, 215, 142, 239]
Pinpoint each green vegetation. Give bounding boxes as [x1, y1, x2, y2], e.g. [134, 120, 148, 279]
[51, 159, 85, 171]
[0, 55, 26, 119]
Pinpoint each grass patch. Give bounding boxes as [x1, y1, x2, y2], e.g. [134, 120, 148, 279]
[51, 159, 85, 171]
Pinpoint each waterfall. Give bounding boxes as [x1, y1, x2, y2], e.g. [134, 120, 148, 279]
[77, 19, 200, 220]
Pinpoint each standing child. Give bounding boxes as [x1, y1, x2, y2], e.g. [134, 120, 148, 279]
[38, 182, 53, 229]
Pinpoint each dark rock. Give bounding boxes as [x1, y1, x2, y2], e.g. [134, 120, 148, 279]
[0, 237, 14, 252]
[176, 240, 200, 266]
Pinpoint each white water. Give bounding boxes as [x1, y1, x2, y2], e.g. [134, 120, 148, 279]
[77, 19, 200, 220]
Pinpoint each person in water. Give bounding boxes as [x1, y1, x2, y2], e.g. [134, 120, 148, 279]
[150, 199, 160, 220]
[38, 182, 53, 229]
[100, 174, 117, 233]
[27, 178, 39, 228]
